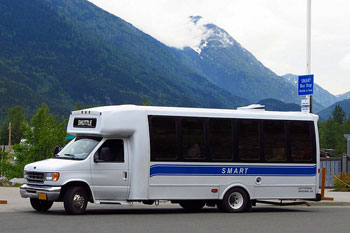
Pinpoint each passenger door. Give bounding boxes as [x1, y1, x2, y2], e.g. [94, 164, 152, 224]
[90, 139, 129, 200]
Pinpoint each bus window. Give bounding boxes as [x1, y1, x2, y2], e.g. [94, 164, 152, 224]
[290, 121, 313, 162]
[209, 119, 233, 161]
[96, 139, 124, 162]
[182, 118, 205, 160]
[150, 117, 177, 161]
[263, 120, 287, 162]
[238, 120, 260, 161]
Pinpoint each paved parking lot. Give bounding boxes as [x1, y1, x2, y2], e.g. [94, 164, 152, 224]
[2, 187, 350, 233]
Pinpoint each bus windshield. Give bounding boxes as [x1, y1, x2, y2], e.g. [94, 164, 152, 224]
[56, 136, 102, 160]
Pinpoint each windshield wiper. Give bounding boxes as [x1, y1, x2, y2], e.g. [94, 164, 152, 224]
[54, 154, 83, 160]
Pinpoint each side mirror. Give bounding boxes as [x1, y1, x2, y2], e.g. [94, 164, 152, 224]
[94, 152, 102, 162]
[100, 147, 112, 161]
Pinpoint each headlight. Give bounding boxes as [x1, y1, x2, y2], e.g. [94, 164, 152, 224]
[23, 171, 27, 179]
[45, 172, 60, 181]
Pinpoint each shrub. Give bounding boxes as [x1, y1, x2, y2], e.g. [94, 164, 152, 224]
[333, 172, 350, 191]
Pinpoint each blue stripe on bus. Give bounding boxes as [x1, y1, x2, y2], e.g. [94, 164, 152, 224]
[150, 164, 317, 177]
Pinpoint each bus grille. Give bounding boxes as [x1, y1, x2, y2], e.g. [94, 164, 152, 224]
[26, 172, 44, 183]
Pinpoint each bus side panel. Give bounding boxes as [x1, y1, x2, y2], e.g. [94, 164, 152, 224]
[254, 175, 317, 199]
[148, 172, 255, 200]
[148, 163, 317, 200]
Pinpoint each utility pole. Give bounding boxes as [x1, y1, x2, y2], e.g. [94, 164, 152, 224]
[8, 122, 11, 157]
[306, 0, 312, 113]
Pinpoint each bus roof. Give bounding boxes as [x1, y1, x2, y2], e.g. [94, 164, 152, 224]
[72, 104, 318, 121]
[68, 105, 318, 137]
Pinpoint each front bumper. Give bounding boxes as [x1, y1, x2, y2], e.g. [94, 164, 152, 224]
[20, 184, 61, 201]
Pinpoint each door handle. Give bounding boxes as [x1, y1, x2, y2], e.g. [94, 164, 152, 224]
[123, 171, 127, 181]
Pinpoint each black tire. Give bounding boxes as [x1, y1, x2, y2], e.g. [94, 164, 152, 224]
[218, 188, 248, 213]
[63, 186, 88, 215]
[30, 198, 53, 212]
[179, 200, 206, 211]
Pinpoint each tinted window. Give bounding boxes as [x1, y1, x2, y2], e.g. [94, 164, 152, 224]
[290, 122, 313, 161]
[150, 117, 177, 160]
[238, 120, 260, 161]
[209, 119, 233, 161]
[264, 121, 287, 162]
[96, 139, 124, 162]
[182, 118, 205, 160]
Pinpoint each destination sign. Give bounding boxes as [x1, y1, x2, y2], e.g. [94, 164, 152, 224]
[73, 118, 97, 128]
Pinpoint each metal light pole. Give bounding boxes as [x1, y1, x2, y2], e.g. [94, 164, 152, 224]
[306, 0, 312, 113]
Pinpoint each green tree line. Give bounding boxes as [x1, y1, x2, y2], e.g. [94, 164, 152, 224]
[318, 105, 350, 156]
[0, 104, 67, 179]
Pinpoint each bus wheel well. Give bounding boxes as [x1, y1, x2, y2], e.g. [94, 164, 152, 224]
[59, 182, 93, 203]
[224, 186, 250, 200]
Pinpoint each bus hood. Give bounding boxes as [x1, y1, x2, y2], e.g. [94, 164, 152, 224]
[24, 158, 86, 172]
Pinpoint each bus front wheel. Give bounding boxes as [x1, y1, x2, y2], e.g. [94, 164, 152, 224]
[63, 186, 88, 215]
[30, 198, 53, 212]
[218, 187, 248, 213]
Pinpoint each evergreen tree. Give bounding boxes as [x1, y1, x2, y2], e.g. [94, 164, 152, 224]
[332, 105, 346, 124]
[14, 104, 67, 166]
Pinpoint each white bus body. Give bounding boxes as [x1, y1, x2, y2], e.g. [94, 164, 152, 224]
[20, 105, 321, 214]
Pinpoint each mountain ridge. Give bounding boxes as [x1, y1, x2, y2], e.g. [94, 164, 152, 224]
[317, 99, 350, 121]
[175, 16, 307, 105]
[0, 0, 248, 118]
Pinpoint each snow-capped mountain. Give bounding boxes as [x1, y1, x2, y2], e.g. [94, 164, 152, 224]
[176, 16, 303, 104]
[190, 16, 236, 54]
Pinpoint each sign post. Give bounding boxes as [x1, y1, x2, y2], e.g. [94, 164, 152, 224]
[306, 0, 312, 113]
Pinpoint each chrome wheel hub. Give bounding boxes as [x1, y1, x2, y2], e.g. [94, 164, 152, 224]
[228, 192, 244, 209]
[73, 193, 85, 209]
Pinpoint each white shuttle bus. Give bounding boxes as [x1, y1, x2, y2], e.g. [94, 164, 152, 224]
[20, 105, 321, 214]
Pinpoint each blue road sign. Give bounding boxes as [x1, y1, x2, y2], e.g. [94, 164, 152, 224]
[298, 74, 314, 95]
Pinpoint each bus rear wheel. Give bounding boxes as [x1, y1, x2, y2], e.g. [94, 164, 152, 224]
[218, 188, 248, 213]
[30, 198, 53, 212]
[179, 200, 206, 211]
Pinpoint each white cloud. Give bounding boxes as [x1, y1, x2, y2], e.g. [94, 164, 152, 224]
[89, 0, 350, 95]
[339, 54, 350, 71]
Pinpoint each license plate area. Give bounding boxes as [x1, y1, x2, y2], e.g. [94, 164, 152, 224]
[38, 192, 47, 200]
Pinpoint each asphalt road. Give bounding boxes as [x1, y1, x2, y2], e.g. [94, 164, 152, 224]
[1, 204, 350, 233]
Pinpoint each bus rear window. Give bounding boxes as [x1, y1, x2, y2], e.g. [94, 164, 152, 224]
[290, 122, 313, 162]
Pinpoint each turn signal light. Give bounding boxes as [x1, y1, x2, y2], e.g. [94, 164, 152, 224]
[53, 172, 60, 181]
[211, 189, 218, 193]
